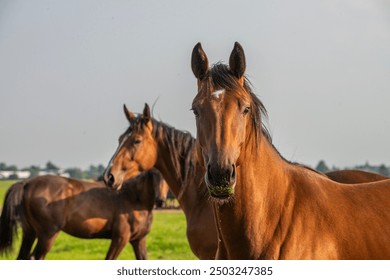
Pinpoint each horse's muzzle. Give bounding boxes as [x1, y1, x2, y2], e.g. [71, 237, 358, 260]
[205, 163, 236, 198]
[103, 172, 122, 190]
[155, 198, 164, 209]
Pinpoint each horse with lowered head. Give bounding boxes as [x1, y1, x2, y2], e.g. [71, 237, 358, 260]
[0, 169, 168, 260]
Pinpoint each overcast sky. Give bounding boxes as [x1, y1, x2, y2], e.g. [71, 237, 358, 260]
[1, 0, 389, 170]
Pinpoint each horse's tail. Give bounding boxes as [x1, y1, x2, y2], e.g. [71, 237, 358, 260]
[0, 181, 25, 255]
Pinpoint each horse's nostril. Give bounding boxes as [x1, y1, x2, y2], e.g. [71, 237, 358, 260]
[231, 164, 236, 180]
[107, 173, 115, 187]
[155, 199, 164, 208]
[207, 164, 214, 183]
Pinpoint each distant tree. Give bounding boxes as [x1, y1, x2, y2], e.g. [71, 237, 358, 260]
[86, 165, 97, 179]
[65, 168, 84, 179]
[45, 161, 60, 172]
[331, 166, 340, 172]
[27, 165, 41, 178]
[315, 160, 330, 173]
[85, 164, 106, 180]
[355, 161, 377, 173]
[6, 165, 18, 171]
[378, 164, 389, 177]
[97, 164, 105, 177]
[0, 163, 18, 171]
[0, 162, 7, 170]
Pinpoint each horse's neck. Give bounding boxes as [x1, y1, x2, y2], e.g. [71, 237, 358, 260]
[239, 139, 293, 218]
[216, 138, 295, 259]
[154, 131, 204, 212]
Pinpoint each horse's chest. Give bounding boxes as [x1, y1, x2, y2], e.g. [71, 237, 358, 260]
[130, 211, 152, 240]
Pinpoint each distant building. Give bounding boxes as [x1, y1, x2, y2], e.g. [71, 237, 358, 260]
[38, 170, 70, 177]
[0, 170, 31, 179]
[0, 170, 70, 180]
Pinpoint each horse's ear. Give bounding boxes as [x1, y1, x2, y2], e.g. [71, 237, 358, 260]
[123, 104, 135, 123]
[191, 42, 209, 80]
[229, 42, 246, 81]
[142, 103, 151, 124]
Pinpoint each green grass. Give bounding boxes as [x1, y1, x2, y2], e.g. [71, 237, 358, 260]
[0, 180, 196, 260]
[0, 180, 15, 206]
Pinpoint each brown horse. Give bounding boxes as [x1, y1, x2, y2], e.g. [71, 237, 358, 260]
[0, 169, 168, 260]
[103, 104, 217, 259]
[103, 104, 388, 259]
[191, 42, 390, 259]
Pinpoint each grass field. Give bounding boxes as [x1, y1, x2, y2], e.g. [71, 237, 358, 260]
[0, 180, 197, 260]
[0, 180, 14, 205]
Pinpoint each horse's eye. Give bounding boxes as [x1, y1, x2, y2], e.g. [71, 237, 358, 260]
[191, 108, 199, 118]
[243, 106, 250, 115]
[134, 139, 142, 145]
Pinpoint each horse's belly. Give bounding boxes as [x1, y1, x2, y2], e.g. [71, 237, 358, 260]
[63, 218, 111, 239]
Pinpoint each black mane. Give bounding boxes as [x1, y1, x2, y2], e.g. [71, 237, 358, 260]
[151, 119, 199, 189]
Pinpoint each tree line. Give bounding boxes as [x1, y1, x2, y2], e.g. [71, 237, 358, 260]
[0, 161, 105, 180]
[315, 160, 390, 177]
[1, 160, 389, 180]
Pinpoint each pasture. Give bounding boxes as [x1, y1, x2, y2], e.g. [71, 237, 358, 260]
[0, 180, 196, 260]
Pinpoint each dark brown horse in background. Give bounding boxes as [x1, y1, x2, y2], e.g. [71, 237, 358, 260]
[102, 104, 388, 259]
[0, 169, 168, 260]
[191, 41, 390, 259]
[325, 169, 387, 184]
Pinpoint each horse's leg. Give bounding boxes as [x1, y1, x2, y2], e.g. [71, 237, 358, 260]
[33, 232, 59, 260]
[105, 226, 131, 260]
[105, 218, 131, 260]
[105, 234, 130, 260]
[131, 237, 147, 260]
[17, 228, 36, 260]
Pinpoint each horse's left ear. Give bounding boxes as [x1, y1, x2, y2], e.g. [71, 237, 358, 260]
[123, 104, 135, 123]
[229, 42, 246, 82]
[142, 103, 151, 124]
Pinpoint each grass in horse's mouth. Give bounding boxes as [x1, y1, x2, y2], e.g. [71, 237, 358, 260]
[209, 185, 233, 194]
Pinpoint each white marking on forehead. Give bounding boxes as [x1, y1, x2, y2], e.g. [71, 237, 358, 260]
[211, 89, 225, 99]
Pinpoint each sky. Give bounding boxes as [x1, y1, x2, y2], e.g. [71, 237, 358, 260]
[0, 0, 389, 170]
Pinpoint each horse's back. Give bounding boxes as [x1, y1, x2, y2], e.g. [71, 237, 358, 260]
[289, 174, 390, 259]
[23, 175, 72, 214]
[326, 170, 388, 184]
[24, 175, 84, 197]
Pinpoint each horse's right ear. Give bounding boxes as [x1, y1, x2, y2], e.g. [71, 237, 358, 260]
[142, 103, 151, 124]
[229, 42, 246, 81]
[123, 104, 135, 123]
[191, 42, 209, 80]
